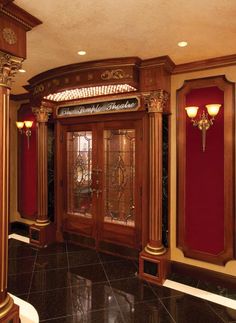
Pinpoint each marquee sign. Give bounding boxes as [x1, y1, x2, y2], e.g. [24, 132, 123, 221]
[57, 97, 140, 117]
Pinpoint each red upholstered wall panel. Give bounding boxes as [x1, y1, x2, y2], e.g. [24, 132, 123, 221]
[18, 104, 37, 219]
[185, 86, 224, 254]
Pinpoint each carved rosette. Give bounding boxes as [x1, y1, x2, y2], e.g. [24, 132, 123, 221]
[145, 90, 169, 113]
[32, 104, 52, 123]
[0, 51, 23, 87]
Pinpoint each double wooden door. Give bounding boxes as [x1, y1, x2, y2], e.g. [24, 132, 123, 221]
[61, 117, 144, 250]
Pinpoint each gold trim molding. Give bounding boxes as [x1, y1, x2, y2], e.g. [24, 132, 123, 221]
[145, 243, 166, 256]
[35, 219, 50, 227]
[145, 90, 169, 113]
[0, 51, 23, 87]
[0, 294, 13, 319]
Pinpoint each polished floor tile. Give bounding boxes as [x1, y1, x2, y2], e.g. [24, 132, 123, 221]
[41, 308, 125, 323]
[7, 238, 236, 323]
[69, 263, 108, 284]
[150, 282, 185, 299]
[35, 253, 68, 271]
[8, 272, 32, 296]
[68, 249, 100, 267]
[28, 288, 73, 321]
[110, 277, 158, 305]
[120, 300, 175, 323]
[206, 301, 236, 322]
[30, 268, 73, 292]
[71, 282, 118, 312]
[8, 241, 37, 259]
[99, 252, 126, 263]
[8, 256, 36, 275]
[102, 260, 138, 281]
[37, 242, 67, 256]
[160, 294, 225, 323]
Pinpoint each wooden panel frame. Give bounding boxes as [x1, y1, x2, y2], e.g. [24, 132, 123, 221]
[177, 75, 235, 265]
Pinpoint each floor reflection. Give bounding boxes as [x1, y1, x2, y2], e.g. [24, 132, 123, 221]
[8, 238, 236, 323]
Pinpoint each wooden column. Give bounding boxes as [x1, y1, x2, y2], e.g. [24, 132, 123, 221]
[29, 103, 55, 247]
[139, 90, 170, 285]
[0, 52, 23, 322]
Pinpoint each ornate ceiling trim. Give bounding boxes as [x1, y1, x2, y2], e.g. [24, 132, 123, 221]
[0, 0, 42, 30]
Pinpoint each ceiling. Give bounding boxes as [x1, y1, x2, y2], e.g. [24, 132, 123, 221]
[12, 0, 236, 94]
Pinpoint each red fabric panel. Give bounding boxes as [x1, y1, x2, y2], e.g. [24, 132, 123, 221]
[18, 106, 37, 219]
[185, 86, 224, 255]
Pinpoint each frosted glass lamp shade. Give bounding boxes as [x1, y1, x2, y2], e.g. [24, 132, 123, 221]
[205, 104, 221, 117]
[185, 106, 198, 118]
[24, 121, 33, 128]
[16, 121, 24, 129]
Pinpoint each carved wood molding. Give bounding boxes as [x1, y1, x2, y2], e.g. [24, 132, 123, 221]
[0, 0, 42, 30]
[0, 51, 23, 87]
[173, 54, 236, 74]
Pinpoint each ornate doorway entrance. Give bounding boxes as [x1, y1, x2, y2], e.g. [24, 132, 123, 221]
[60, 116, 145, 253]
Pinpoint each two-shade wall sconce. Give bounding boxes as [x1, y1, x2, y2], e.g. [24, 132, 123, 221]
[185, 104, 221, 152]
[16, 120, 33, 149]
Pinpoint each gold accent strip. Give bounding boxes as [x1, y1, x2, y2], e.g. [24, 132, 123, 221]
[0, 295, 14, 319]
[0, 294, 10, 309]
[35, 220, 50, 227]
[5, 92, 9, 289]
[0, 83, 10, 89]
[145, 244, 166, 256]
[1, 93, 6, 292]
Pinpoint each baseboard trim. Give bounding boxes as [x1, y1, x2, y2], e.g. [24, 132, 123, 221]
[170, 261, 236, 289]
[10, 221, 30, 236]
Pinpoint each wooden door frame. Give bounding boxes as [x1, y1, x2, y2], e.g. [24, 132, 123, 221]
[55, 111, 149, 253]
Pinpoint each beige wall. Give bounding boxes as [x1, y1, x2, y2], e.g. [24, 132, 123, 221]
[9, 100, 34, 225]
[170, 66, 236, 276]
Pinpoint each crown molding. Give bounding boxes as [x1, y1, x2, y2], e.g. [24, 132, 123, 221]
[173, 54, 236, 74]
[0, 0, 42, 30]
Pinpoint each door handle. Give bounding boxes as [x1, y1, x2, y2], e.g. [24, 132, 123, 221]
[90, 188, 102, 198]
[92, 168, 102, 175]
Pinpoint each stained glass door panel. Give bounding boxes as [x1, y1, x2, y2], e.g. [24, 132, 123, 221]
[67, 131, 93, 217]
[104, 129, 135, 227]
[63, 119, 142, 250]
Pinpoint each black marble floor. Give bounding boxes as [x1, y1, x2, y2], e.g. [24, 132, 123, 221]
[8, 238, 236, 323]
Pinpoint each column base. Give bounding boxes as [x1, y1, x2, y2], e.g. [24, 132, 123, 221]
[139, 249, 170, 285]
[0, 295, 19, 322]
[29, 222, 56, 248]
[144, 243, 166, 256]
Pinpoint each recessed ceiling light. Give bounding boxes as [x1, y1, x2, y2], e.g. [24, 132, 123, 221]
[77, 50, 86, 56]
[178, 41, 188, 47]
[19, 69, 26, 73]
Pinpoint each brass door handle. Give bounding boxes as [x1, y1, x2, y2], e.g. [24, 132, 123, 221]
[92, 168, 102, 175]
[90, 188, 102, 198]
[96, 189, 102, 198]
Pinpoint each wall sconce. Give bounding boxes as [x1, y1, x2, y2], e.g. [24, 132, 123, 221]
[16, 120, 33, 149]
[185, 104, 221, 152]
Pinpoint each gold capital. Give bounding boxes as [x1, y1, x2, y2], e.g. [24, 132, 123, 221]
[0, 51, 23, 87]
[32, 103, 52, 123]
[145, 90, 169, 113]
